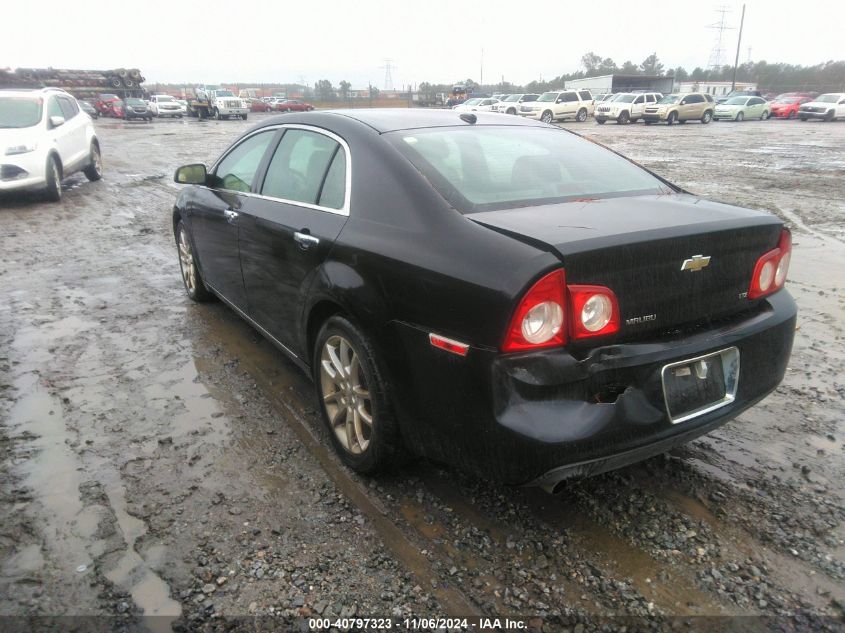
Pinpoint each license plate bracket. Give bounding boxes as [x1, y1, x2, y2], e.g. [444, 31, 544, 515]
[661, 347, 740, 424]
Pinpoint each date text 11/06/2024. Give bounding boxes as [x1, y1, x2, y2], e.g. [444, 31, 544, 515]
[308, 617, 533, 630]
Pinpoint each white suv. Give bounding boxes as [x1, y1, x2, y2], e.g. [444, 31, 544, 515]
[519, 89, 594, 123]
[594, 92, 663, 124]
[0, 88, 102, 201]
[496, 93, 540, 115]
[149, 94, 185, 118]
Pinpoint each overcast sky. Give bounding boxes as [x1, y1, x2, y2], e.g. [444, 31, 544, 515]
[2, 0, 841, 88]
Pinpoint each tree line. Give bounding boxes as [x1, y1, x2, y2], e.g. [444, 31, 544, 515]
[416, 53, 845, 99]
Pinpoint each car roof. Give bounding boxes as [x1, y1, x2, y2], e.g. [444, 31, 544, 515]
[314, 108, 549, 133]
[0, 87, 70, 97]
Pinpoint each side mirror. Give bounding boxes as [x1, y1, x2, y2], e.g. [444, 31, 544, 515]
[174, 163, 208, 185]
[49, 115, 65, 128]
[679, 100, 687, 105]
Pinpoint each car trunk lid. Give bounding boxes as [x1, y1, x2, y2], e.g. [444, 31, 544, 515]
[470, 194, 783, 341]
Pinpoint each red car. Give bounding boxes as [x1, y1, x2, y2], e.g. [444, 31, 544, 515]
[276, 99, 314, 112]
[249, 99, 273, 112]
[94, 93, 123, 117]
[770, 95, 813, 119]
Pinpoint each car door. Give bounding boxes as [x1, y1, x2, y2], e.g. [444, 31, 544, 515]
[746, 98, 761, 117]
[238, 126, 350, 356]
[631, 94, 645, 119]
[56, 96, 88, 168]
[837, 96, 845, 118]
[681, 94, 700, 120]
[45, 96, 76, 167]
[189, 129, 278, 311]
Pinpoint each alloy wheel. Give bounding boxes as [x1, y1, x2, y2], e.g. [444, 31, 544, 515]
[178, 227, 196, 293]
[320, 335, 373, 455]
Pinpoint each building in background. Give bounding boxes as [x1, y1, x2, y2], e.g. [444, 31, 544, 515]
[565, 74, 675, 95]
[676, 81, 757, 96]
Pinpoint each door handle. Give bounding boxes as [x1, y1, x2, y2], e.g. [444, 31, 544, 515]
[293, 231, 320, 248]
[223, 208, 239, 224]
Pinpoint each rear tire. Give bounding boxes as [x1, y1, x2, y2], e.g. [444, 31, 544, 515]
[761, 110, 769, 120]
[701, 110, 713, 124]
[576, 108, 588, 122]
[83, 143, 102, 181]
[314, 316, 402, 474]
[176, 220, 213, 302]
[597, 119, 606, 124]
[44, 156, 62, 202]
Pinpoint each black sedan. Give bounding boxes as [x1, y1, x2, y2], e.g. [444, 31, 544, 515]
[123, 98, 153, 121]
[172, 110, 796, 490]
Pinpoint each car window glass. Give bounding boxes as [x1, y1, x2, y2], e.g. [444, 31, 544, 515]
[57, 96, 78, 119]
[318, 149, 347, 210]
[646, 95, 655, 103]
[213, 130, 275, 193]
[262, 129, 340, 205]
[392, 127, 669, 213]
[564, 92, 578, 102]
[634, 96, 644, 104]
[47, 97, 63, 119]
[579, 91, 591, 100]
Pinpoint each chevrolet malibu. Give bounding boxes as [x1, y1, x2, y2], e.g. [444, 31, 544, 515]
[171, 110, 796, 491]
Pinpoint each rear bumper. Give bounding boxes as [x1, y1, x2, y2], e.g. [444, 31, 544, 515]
[391, 290, 796, 485]
[798, 110, 830, 119]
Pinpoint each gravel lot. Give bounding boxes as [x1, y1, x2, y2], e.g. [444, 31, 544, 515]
[1, 112, 843, 632]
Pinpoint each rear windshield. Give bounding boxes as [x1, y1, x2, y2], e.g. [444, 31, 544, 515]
[389, 127, 671, 213]
[0, 97, 43, 128]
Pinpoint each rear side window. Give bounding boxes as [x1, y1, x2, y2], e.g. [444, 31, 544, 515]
[213, 130, 275, 192]
[262, 129, 342, 207]
[578, 91, 592, 101]
[318, 150, 347, 210]
[686, 94, 703, 104]
[390, 127, 670, 213]
[561, 92, 578, 102]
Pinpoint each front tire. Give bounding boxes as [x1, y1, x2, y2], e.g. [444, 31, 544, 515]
[83, 143, 102, 181]
[667, 111, 678, 125]
[44, 156, 62, 202]
[825, 110, 835, 122]
[540, 110, 553, 124]
[314, 316, 401, 474]
[617, 111, 630, 125]
[736, 111, 744, 122]
[176, 221, 212, 302]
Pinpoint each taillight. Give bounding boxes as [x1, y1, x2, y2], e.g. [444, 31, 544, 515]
[568, 285, 621, 339]
[748, 228, 791, 299]
[502, 269, 567, 352]
[502, 270, 621, 352]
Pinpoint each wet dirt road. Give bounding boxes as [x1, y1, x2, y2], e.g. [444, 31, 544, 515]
[1, 113, 843, 632]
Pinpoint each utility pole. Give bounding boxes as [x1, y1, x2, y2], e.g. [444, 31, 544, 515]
[731, 4, 746, 90]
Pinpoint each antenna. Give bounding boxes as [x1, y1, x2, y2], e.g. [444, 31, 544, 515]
[706, 5, 734, 71]
[380, 58, 396, 91]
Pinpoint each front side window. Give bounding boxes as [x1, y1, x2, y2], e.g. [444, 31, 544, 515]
[261, 129, 344, 208]
[213, 130, 275, 192]
[0, 97, 43, 128]
[58, 96, 79, 119]
[634, 96, 644, 104]
[391, 127, 671, 213]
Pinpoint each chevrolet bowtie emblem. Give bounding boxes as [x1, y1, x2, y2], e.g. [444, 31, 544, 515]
[681, 254, 711, 272]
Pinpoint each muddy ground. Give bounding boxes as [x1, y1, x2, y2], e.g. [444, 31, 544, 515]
[1, 113, 843, 633]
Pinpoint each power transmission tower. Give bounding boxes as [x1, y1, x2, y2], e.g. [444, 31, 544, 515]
[380, 59, 396, 91]
[707, 6, 734, 71]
